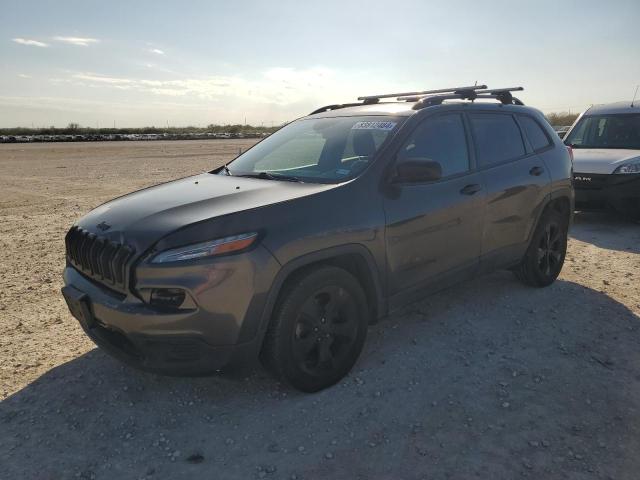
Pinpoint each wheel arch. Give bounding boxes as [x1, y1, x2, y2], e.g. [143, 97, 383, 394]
[248, 244, 386, 352]
[527, 192, 573, 246]
[546, 194, 572, 218]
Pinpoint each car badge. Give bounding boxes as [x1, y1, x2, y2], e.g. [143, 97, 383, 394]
[96, 221, 111, 231]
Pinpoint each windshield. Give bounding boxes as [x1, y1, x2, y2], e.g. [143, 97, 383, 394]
[565, 113, 640, 149]
[221, 116, 403, 183]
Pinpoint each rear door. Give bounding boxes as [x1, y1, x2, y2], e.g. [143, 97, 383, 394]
[467, 112, 551, 266]
[383, 112, 486, 295]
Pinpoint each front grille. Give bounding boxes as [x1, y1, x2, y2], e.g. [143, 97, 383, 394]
[65, 226, 135, 292]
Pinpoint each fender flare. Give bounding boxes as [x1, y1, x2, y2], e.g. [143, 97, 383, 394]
[526, 189, 574, 246]
[243, 243, 386, 350]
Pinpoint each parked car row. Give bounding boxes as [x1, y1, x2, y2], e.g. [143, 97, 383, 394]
[0, 132, 269, 143]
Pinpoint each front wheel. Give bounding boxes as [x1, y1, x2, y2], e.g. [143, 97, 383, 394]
[262, 266, 369, 392]
[514, 208, 568, 287]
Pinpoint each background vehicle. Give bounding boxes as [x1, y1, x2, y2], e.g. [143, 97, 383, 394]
[564, 101, 640, 218]
[62, 85, 574, 392]
[554, 125, 571, 139]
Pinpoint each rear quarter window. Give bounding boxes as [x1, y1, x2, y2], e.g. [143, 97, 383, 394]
[469, 113, 525, 167]
[518, 115, 551, 151]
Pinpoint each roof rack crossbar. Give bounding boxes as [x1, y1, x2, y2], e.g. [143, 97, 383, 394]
[412, 89, 525, 109]
[474, 87, 524, 94]
[357, 85, 487, 101]
[400, 86, 524, 102]
[398, 88, 479, 102]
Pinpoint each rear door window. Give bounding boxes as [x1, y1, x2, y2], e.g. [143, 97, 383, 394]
[518, 115, 551, 151]
[469, 113, 525, 167]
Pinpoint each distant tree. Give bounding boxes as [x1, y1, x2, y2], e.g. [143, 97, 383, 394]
[0, 122, 280, 136]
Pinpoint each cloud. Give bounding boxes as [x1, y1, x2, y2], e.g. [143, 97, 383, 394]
[73, 73, 133, 85]
[12, 38, 49, 47]
[149, 48, 165, 55]
[54, 36, 99, 46]
[18, 74, 32, 79]
[67, 67, 338, 105]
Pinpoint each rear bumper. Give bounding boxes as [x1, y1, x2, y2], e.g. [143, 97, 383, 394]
[61, 245, 280, 375]
[573, 173, 640, 213]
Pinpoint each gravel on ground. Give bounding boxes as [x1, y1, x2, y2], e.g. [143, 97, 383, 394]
[1, 140, 639, 479]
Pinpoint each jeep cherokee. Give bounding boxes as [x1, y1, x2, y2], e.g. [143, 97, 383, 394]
[62, 85, 574, 392]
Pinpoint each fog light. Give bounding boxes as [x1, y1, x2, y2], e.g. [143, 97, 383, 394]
[150, 288, 186, 308]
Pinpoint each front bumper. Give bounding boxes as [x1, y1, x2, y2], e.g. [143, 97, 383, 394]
[573, 172, 640, 213]
[61, 245, 279, 375]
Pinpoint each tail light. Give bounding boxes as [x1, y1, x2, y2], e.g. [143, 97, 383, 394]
[566, 145, 574, 162]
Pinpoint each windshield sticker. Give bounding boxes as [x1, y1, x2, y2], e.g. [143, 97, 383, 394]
[351, 121, 397, 131]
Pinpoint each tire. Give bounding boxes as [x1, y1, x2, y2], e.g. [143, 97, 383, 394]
[514, 208, 568, 287]
[262, 265, 369, 392]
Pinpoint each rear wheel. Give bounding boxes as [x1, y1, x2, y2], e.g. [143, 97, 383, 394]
[514, 208, 568, 287]
[262, 266, 368, 392]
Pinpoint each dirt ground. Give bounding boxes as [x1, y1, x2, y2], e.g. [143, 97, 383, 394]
[1, 140, 639, 480]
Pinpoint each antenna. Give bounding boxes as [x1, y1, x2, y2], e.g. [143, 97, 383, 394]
[631, 85, 639, 107]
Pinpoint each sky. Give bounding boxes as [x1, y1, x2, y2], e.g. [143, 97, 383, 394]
[1, 0, 639, 128]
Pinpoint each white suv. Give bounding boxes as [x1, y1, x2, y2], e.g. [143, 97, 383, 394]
[564, 101, 640, 218]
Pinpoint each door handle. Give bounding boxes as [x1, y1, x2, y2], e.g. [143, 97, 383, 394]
[460, 183, 482, 195]
[529, 166, 544, 176]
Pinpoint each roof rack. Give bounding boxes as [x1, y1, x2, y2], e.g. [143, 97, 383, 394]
[308, 85, 524, 115]
[412, 86, 524, 109]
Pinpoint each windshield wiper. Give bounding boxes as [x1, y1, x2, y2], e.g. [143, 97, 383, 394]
[222, 164, 232, 175]
[236, 171, 304, 183]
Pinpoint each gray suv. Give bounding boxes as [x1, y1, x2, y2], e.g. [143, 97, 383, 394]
[61, 85, 574, 392]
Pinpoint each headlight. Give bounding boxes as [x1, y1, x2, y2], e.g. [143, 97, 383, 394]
[613, 160, 640, 174]
[151, 232, 258, 263]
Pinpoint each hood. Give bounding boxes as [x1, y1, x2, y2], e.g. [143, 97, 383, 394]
[76, 173, 337, 253]
[572, 148, 640, 174]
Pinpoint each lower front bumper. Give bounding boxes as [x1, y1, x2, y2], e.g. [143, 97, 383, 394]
[573, 173, 640, 213]
[61, 244, 279, 375]
[85, 320, 238, 376]
[61, 282, 244, 375]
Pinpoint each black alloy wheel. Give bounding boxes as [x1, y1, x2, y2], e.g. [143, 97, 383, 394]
[514, 208, 568, 287]
[262, 266, 368, 392]
[537, 222, 564, 277]
[292, 285, 359, 376]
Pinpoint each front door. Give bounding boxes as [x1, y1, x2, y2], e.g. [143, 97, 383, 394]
[383, 113, 486, 295]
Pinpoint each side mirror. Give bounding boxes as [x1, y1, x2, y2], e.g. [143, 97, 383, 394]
[394, 158, 442, 183]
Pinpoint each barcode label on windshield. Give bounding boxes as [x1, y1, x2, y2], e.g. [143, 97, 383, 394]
[352, 121, 397, 131]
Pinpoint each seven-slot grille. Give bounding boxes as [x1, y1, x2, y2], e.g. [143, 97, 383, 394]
[65, 226, 135, 291]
